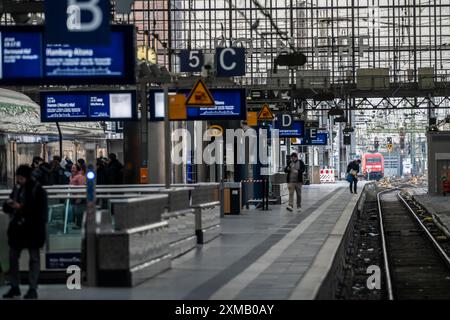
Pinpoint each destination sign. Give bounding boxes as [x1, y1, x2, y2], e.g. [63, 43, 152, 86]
[0, 25, 135, 85]
[40, 91, 136, 122]
[149, 89, 246, 121]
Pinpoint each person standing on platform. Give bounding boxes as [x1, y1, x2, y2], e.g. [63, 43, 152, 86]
[69, 164, 86, 186]
[284, 152, 306, 212]
[96, 158, 107, 185]
[105, 153, 124, 185]
[31, 156, 50, 186]
[77, 158, 87, 176]
[69, 164, 86, 230]
[2, 165, 48, 299]
[64, 157, 73, 173]
[49, 156, 68, 185]
[346, 159, 361, 194]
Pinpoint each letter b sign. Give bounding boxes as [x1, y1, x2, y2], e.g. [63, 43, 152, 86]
[45, 0, 111, 45]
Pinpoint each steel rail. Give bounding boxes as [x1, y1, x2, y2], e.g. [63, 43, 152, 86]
[397, 192, 450, 269]
[376, 188, 397, 300]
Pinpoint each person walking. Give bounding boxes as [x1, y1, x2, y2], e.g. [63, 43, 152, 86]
[2, 165, 48, 299]
[284, 152, 306, 212]
[346, 159, 361, 194]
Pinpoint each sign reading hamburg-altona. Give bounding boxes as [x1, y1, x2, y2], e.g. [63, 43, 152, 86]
[0, 25, 135, 85]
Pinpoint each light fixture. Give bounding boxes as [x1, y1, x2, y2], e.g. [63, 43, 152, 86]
[137, 46, 157, 64]
[87, 171, 96, 180]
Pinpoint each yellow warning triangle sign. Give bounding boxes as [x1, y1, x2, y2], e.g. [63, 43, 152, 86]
[186, 79, 215, 107]
[257, 104, 274, 121]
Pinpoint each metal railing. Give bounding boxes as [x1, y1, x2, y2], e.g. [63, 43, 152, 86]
[0, 183, 220, 235]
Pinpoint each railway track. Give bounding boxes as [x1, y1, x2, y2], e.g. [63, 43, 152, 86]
[377, 189, 450, 299]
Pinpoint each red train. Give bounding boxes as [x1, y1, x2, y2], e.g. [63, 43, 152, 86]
[362, 153, 384, 180]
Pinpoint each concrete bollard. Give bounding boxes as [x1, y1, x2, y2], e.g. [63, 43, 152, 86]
[96, 194, 171, 287]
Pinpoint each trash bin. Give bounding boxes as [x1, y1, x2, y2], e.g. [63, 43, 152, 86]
[223, 182, 242, 215]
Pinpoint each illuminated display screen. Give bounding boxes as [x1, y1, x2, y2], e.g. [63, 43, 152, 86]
[149, 88, 247, 121]
[295, 133, 328, 145]
[40, 91, 136, 122]
[273, 120, 305, 138]
[0, 25, 135, 85]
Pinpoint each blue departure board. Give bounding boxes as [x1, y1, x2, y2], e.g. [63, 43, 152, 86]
[186, 90, 244, 119]
[296, 133, 328, 145]
[40, 91, 137, 122]
[273, 120, 305, 138]
[44, 32, 125, 79]
[0, 31, 42, 79]
[149, 88, 247, 121]
[0, 25, 135, 85]
[309, 132, 328, 145]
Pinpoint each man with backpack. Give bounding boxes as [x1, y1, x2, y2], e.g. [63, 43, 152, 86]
[346, 159, 361, 194]
[284, 152, 306, 212]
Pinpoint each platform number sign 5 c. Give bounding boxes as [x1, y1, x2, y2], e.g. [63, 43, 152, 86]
[216, 48, 246, 77]
[179, 48, 246, 77]
[179, 50, 204, 72]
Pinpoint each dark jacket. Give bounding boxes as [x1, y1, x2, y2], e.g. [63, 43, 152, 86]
[106, 159, 124, 185]
[49, 165, 69, 185]
[3, 180, 48, 249]
[347, 161, 360, 174]
[284, 160, 306, 183]
[96, 165, 107, 185]
[32, 163, 51, 186]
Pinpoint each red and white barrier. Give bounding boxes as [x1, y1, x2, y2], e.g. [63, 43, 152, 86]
[320, 168, 336, 183]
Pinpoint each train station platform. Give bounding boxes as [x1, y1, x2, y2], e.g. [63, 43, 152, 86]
[1, 181, 364, 300]
[413, 195, 450, 238]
